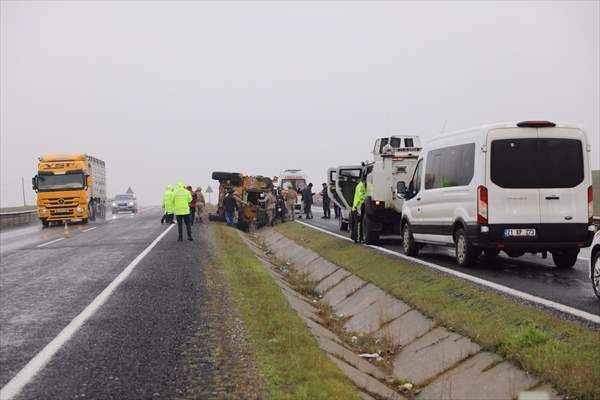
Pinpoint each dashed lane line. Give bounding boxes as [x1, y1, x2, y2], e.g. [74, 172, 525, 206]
[0, 223, 175, 400]
[36, 238, 65, 248]
[82, 227, 98, 232]
[295, 220, 600, 325]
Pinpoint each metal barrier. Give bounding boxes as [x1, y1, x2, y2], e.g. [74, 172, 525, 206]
[0, 210, 38, 229]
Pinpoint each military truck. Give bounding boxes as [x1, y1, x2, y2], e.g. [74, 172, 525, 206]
[328, 135, 422, 243]
[360, 135, 422, 243]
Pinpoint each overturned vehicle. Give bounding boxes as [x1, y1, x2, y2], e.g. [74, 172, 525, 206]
[209, 171, 274, 231]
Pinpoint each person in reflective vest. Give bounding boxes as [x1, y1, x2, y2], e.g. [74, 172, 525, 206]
[161, 185, 175, 224]
[173, 182, 193, 241]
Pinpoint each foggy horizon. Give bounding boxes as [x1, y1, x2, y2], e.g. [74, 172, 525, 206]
[2, 0, 598, 207]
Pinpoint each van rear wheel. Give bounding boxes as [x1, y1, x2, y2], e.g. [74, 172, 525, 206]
[592, 251, 600, 299]
[552, 250, 578, 269]
[402, 223, 419, 256]
[454, 228, 479, 267]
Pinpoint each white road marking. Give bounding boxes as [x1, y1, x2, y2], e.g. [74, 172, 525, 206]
[82, 227, 97, 232]
[295, 220, 600, 325]
[0, 224, 175, 400]
[36, 238, 65, 248]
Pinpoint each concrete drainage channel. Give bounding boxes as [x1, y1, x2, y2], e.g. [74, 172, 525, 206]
[244, 228, 560, 400]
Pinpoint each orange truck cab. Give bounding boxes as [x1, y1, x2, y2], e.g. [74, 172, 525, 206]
[32, 154, 107, 227]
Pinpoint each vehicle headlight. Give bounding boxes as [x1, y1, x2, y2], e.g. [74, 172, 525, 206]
[112, 202, 117, 207]
[76, 206, 83, 213]
[40, 207, 48, 214]
[128, 201, 134, 206]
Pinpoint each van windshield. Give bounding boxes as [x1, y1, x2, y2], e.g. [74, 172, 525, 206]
[490, 138, 583, 188]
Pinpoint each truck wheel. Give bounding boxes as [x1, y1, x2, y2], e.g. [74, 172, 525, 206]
[402, 223, 419, 256]
[41, 220, 49, 228]
[592, 250, 600, 299]
[363, 215, 379, 245]
[454, 228, 478, 267]
[552, 250, 578, 269]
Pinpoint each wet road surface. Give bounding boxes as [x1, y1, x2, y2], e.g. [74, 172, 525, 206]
[0, 208, 215, 399]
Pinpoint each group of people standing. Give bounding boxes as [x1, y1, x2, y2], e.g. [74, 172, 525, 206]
[161, 183, 206, 242]
[298, 182, 340, 221]
[222, 184, 299, 228]
[316, 182, 340, 220]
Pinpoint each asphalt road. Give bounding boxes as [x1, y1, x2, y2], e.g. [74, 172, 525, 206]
[305, 207, 600, 318]
[0, 208, 214, 399]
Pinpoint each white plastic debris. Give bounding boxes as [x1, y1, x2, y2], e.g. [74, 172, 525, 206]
[359, 353, 383, 361]
[351, 336, 358, 343]
[401, 383, 413, 391]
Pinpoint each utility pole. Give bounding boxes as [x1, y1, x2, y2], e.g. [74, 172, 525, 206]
[21, 177, 26, 206]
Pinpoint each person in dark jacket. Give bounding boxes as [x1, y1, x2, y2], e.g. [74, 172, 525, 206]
[321, 183, 331, 219]
[302, 183, 314, 219]
[333, 202, 341, 219]
[187, 185, 198, 225]
[223, 189, 238, 226]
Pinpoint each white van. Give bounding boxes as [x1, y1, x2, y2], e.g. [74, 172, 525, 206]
[400, 121, 595, 268]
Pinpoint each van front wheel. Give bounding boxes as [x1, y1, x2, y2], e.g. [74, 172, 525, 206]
[454, 228, 479, 267]
[402, 223, 419, 256]
[552, 250, 578, 269]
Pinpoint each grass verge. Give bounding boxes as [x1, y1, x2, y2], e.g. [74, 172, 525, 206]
[275, 222, 600, 400]
[213, 223, 361, 400]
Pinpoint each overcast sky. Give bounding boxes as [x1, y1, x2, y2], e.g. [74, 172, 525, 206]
[1, 0, 598, 207]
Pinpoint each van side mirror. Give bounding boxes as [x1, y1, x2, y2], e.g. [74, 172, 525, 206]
[32, 176, 38, 191]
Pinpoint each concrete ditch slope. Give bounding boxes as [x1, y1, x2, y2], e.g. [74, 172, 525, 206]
[254, 228, 561, 400]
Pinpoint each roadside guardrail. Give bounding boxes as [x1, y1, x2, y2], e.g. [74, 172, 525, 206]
[0, 209, 37, 230]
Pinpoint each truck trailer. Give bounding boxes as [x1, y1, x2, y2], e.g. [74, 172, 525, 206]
[32, 154, 107, 227]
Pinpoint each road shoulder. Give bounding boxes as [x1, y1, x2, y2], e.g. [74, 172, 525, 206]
[273, 222, 600, 400]
[212, 223, 362, 399]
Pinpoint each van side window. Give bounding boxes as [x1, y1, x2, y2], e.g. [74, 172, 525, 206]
[425, 143, 475, 189]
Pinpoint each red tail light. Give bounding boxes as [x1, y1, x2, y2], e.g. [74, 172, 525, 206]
[477, 185, 488, 225]
[589, 186, 594, 223]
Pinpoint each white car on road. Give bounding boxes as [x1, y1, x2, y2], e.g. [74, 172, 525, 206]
[591, 231, 600, 299]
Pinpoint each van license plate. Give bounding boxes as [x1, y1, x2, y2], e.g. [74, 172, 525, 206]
[504, 228, 536, 237]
